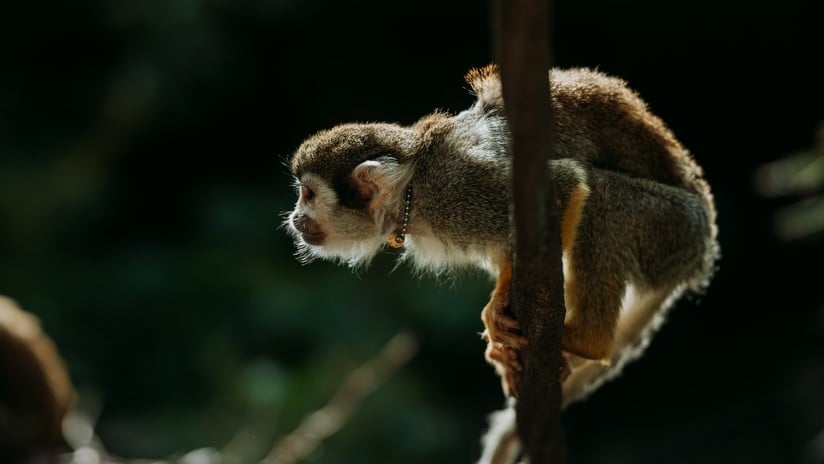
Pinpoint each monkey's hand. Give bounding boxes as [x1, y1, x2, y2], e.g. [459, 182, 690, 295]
[481, 262, 527, 397]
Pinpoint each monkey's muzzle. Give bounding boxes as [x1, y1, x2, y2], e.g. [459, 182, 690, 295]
[291, 213, 325, 245]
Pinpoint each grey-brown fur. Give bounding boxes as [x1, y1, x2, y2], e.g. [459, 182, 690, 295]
[467, 64, 712, 195]
[286, 65, 719, 412]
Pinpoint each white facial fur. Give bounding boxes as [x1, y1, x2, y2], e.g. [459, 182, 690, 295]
[286, 158, 413, 268]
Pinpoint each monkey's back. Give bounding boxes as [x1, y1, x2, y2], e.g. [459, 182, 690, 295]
[467, 65, 708, 195]
[466, 65, 718, 271]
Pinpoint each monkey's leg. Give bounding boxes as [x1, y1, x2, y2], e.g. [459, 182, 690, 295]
[483, 342, 522, 398]
[562, 257, 624, 361]
[481, 259, 527, 396]
[562, 287, 675, 406]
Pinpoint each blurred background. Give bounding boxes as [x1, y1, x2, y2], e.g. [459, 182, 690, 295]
[1, 0, 822, 463]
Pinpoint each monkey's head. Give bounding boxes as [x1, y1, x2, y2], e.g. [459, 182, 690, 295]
[286, 123, 416, 267]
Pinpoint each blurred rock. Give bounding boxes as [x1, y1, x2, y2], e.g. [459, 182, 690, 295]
[0, 296, 75, 463]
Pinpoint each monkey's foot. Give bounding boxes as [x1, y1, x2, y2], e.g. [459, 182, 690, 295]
[481, 289, 527, 397]
[483, 338, 522, 397]
[482, 332, 522, 371]
[483, 336, 571, 396]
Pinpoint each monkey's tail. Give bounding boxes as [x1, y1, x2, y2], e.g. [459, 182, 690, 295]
[477, 399, 522, 464]
[690, 170, 721, 289]
[561, 284, 684, 407]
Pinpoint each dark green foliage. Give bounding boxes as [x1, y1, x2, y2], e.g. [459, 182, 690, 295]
[1, 0, 822, 463]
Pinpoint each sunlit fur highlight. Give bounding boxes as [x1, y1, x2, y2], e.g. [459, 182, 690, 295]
[401, 235, 504, 278]
[284, 67, 719, 440]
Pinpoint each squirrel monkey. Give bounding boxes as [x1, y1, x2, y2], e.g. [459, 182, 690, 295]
[285, 64, 719, 406]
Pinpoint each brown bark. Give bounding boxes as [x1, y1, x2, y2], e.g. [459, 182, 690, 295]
[495, 0, 567, 462]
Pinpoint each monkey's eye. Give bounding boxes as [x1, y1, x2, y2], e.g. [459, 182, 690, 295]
[300, 184, 315, 203]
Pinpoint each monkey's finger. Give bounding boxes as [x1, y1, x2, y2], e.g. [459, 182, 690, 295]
[493, 312, 522, 331]
[493, 330, 529, 349]
[487, 344, 523, 372]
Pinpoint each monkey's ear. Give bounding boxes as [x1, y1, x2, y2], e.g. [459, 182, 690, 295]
[352, 156, 404, 211]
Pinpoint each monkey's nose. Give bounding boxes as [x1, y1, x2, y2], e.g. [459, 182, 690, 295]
[292, 213, 325, 244]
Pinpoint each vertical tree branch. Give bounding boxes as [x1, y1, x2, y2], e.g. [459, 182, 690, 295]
[495, 0, 567, 462]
